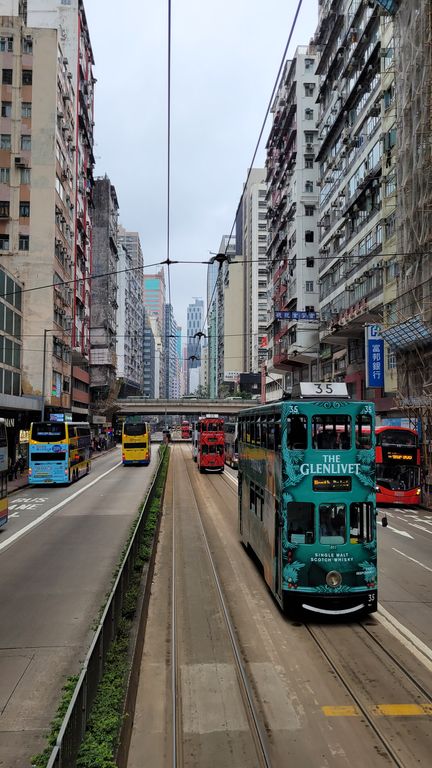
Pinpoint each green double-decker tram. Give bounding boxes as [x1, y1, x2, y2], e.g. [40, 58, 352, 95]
[238, 383, 377, 617]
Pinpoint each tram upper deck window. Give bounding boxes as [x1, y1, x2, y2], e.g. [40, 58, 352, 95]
[261, 416, 268, 447]
[319, 503, 346, 544]
[275, 417, 281, 451]
[312, 415, 351, 450]
[287, 501, 315, 544]
[350, 502, 373, 543]
[287, 415, 307, 449]
[355, 414, 372, 449]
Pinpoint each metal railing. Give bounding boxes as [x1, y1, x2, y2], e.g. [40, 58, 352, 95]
[45, 447, 168, 768]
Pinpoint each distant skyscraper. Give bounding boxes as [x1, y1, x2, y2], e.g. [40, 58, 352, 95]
[186, 298, 204, 394]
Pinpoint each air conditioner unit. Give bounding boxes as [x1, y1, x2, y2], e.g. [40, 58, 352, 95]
[336, 229, 345, 235]
[14, 156, 25, 167]
[306, 143, 314, 152]
[67, 72, 73, 80]
[57, 110, 64, 118]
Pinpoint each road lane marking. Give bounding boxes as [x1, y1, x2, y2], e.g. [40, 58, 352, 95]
[224, 472, 238, 486]
[392, 548, 432, 573]
[378, 521, 414, 538]
[407, 522, 432, 535]
[377, 605, 432, 673]
[322, 706, 358, 716]
[373, 704, 431, 716]
[322, 704, 432, 717]
[0, 462, 122, 553]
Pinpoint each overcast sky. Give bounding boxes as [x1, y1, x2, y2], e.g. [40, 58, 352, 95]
[85, 0, 318, 335]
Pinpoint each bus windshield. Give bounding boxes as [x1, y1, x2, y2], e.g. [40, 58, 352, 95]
[124, 423, 147, 436]
[31, 423, 66, 441]
[377, 429, 417, 447]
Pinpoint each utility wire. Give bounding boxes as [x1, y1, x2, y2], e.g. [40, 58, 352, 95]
[191, 0, 304, 363]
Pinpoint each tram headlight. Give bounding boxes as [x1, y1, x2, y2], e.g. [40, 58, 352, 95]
[326, 570, 342, 588]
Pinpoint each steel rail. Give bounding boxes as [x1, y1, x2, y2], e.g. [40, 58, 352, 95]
[183, 446, 272, 768]
[305, 624, 409, 768]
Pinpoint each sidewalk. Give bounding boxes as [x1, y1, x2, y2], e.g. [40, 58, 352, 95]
[7, 446, 118, 496]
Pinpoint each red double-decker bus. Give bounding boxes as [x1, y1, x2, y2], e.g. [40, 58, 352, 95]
[376, 426, 421, 505]
[181, 420, 190, 439]
[197, 417, 224, 473]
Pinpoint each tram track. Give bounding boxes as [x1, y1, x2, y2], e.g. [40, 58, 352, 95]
[170, 444, 272, 768]
[304, 620, 432, 768]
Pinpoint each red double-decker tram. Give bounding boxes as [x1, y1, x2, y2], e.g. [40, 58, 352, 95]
[181, 420, 190, 439]
[376, 426, 421, 505]
[197, 417, 224, 473]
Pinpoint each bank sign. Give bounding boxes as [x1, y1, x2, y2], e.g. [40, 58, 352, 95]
[365, 324, 384, 388]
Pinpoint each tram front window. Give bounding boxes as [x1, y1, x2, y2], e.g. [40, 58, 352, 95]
[319, 503, 346, 544]
[287, 502, 315, 544]
[312, 415, 351, 450]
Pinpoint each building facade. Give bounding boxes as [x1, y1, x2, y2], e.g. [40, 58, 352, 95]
[163, 302, 179, 399]
[314, 0, 394, 412]
[238, 168, 268, 374]
[0, 0, 95, 419]
[90, 176, 118, 405]
[266, 47, 320, 401]
[186, 297, 204, 394]
[117, 226, 144, 395]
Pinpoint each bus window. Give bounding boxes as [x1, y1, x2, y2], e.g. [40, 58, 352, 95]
[350, 502, 373, 543]
[287, 415, 307, 449]
[31, 423, 66, 441]
[356, 414, 372, 449]
[287, 502, 315, 544]
[319, 503, 346, 543]
[312, 415, 351, 450]
[377, 429, 417, 447]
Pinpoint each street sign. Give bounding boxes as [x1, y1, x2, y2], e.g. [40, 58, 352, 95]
[365, 324, 384, 388]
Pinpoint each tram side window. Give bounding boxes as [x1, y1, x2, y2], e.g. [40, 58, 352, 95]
[319, 503, 346, 543]
[249, 481, 264, 520]
[312, 415, 351, 450]
[287, 502, 315, 544]
[275, 418, 281, 451]
[356, 414, 372, 449]
[261, 417, 268, 448]
[287, 415, 307, 449]
[268, 416, 275, 451]
[350, 502, 373, 543]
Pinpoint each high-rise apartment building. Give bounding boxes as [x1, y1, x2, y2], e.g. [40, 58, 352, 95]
[186, 297, 204, 394]
[116, 240, 143, 396]
[266, 47, 320, 401]
[314, 0, 395, 410]
[237, 168, 268, 374]
[117, 226, 144, 395]
[163, 303, 179, 399]
[0, 0, 95, 419]
[90, 177, 118, 405]
[143, 270, 165, 397]
[381, 0, 432, 407]
[143, 308, 157, 399]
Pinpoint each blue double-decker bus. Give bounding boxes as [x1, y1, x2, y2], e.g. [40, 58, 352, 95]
[29, 421, 91, 485]
[238, 383, 378, 617]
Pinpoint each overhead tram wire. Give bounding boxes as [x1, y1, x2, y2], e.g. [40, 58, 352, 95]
[190, 0, 304, 362]
[162, 0, 173, 312]
[2, 247, 432, 303]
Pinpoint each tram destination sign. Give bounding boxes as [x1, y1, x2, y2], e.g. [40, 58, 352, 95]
[313, 476, 352, 492]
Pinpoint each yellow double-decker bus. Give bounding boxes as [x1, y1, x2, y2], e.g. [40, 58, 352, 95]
[122, 420, 151, 466]
[0, 419, 8, 527]
[29, 421, 91, 485]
